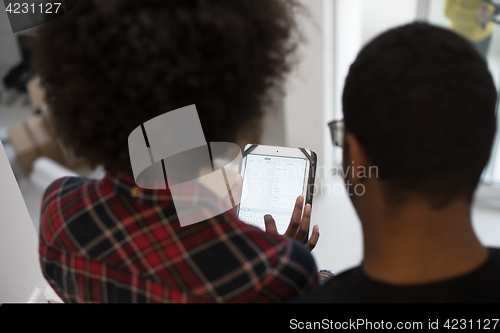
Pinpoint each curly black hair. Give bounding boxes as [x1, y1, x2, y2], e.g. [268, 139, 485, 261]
[33, 0, 304, 175]
[342, 22, 497, 207]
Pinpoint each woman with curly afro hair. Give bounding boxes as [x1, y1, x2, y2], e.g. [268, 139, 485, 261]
[35, 0, 321, 303]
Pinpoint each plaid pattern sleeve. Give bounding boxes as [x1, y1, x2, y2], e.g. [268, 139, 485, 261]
[38, 173, 319, 303]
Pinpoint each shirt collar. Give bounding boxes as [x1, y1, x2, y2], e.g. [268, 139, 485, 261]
[102, 172, 173, 207]
[101, 171, 239, 222]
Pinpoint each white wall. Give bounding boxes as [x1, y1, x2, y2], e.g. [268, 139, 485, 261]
[361, 0, 418, 45]
[284, 0, 330, 171]
[0, 141, 50, 302]
[283, 0, 364, 272]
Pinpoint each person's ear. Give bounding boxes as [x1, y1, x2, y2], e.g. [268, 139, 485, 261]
[343, 132, 369, 185]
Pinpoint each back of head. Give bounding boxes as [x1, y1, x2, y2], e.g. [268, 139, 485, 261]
[342, 22, 497, 207]
[33, 0, 303, 175]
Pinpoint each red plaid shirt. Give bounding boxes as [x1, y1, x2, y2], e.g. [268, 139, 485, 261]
[39, 172, 318, 303]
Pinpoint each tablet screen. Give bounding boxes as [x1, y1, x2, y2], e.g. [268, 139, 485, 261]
[238, 153, 307, 234]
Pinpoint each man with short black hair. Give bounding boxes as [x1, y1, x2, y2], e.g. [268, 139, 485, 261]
[296, 22, 500, 303]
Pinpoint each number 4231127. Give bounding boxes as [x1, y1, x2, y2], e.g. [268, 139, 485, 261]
[443, 319, 499, 330]
[5, 2, 62, 14]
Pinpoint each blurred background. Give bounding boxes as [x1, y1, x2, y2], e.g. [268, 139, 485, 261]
[1, 0, 500, 302]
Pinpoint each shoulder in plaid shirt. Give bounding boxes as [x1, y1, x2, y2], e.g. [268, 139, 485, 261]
[39, 172, 319, 303]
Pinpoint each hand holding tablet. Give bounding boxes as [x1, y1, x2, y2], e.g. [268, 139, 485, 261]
[263, 195, 320, 251]
[234, 144, 319, 251]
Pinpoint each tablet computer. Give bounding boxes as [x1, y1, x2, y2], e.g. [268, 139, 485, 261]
[236, 144, 317, 236]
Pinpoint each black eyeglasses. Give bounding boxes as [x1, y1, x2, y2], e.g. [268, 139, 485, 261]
[327, 119, 345, 148]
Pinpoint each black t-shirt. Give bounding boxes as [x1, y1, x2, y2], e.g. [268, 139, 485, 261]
[295, 248, 500, 303]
